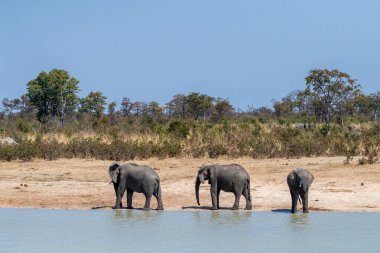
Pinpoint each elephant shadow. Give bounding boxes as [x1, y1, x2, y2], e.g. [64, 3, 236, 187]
[91, 205, 111, 210]
[271, 209, 292, 213]
[182, 206, 240, 211]
[91, 206, 157, 211]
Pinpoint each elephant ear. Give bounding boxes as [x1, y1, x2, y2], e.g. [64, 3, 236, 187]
[109, 162, 120, 184]
[207, 165, 217, 184]
[197, 166, 207, 183]
[308, 172, 314, 185]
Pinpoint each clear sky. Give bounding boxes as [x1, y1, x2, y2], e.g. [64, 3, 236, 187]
[1, 0, 379, 109]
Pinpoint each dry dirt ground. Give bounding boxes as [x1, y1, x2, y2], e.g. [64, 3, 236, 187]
[0, 157, 379, 212]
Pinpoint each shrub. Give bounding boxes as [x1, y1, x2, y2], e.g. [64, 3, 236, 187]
[168, 121, 190, 138]
[1, 120, 380, 161]
[38, 139, 63, 160]
[17, 120, 33, 133]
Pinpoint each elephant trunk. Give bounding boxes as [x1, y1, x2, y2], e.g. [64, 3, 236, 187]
[195, 176, 201, 205]
[301, 183, 309, 194]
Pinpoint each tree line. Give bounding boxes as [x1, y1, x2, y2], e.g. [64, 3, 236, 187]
[1, 68, 380, 129]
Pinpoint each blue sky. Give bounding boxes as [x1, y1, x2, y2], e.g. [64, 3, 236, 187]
[1, 0, 379, 109]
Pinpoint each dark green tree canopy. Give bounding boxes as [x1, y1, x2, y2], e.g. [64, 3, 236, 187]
[214, 98, 234, 120]
[185, 92, 214, 121]
[79, 91, 107, 118]
[26, 69, 79, 123]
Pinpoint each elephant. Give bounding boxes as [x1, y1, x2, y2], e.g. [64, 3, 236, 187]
[287, 168, 314, 213]
[195, 164, 252, 210]
[108, 162, 164, 211]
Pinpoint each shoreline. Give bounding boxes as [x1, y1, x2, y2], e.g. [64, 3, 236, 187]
[1, 157, 379, 212]
[1, 206, 379, 213]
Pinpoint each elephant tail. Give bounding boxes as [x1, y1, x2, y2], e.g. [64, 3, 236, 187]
[154, 179, 164, 210]
[298, 197, 302, 205]
[246, 179, 252, 202]
[154, 179, 161, 198]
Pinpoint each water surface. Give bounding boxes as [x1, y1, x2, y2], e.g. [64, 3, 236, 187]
[0, 209, 379, 253]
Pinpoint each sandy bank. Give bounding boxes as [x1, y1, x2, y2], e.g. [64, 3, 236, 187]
[0, 157, 379, 212]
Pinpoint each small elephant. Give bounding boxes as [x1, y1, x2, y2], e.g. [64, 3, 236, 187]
[108, 162, 164, 211]
[195, 164, 252, 210]
[287, 168, 314, 213]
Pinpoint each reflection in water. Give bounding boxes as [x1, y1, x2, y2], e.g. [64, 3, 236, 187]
[112, 209, 124, 220]
[192, 211, 203, 222]
[288, 213, 310, 226]
[111, 209, 163, 222]
[192, 211, 252, 224]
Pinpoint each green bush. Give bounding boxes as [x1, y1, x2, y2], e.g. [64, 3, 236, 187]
[168, 121, 190, 138]
[16, 120, 33, 133]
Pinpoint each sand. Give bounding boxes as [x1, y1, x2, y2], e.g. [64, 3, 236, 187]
[0, 157, 379, 212]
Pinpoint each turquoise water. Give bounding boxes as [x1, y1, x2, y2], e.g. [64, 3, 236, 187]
[0, 209, 379, 253]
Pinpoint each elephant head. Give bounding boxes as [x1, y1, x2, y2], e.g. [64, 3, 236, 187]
[294, 169, 314, 193]
[195, 165, 214, 205]
[109, 162, 120, 184]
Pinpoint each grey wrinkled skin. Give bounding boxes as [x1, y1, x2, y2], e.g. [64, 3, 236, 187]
[108, 162, 164, 211]
[195, 164, 252, 210]
[287, 168, 314, 213]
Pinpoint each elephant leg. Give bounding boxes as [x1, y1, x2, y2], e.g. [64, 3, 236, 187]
[143, 194, 152, 211]
[115, 182, 126, 209]
[302, 192, 309, 213]
[291, 190, 299, 213]
[242, 186, 252, 210]
[232, 192, 241, 210]
[210, 182, 218, 210]
[154, 185, 164, 211]
[126, 189, 134, 209]
[113, 183, 122, 208]
[217, 188, 221, 209]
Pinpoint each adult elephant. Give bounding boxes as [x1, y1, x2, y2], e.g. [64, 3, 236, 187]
[108, 162, 164, 211]
[287, 168, 314, 213]
[195, 164, 252, 210]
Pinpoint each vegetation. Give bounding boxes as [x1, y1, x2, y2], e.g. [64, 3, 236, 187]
[1, 68, 379, 162]
[26, 69, 79, 124]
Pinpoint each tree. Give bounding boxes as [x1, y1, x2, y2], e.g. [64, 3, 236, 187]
[354, 94, 372, 116]
[214, 98, 234, 120]
[256, 106, 273, 117]
[120, 97, 133, 116]
[185, 92, 213, 121]
[26, 69, 79, 123]
[79, 91, 107, 118]
[18, 95, 34, 117]
[108, 102, 117, 115]
[166, 94, 188, 118]
[108, 101, 117, 125]
[273, 97, 293, 117]
[292, 90, 316, 119]
[130, 101, 145, 116]
[304, 69, 361, 128]
[1, 98, 21, 116]
[147, 101, 163, 118]
[369, 92, 380, 121]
